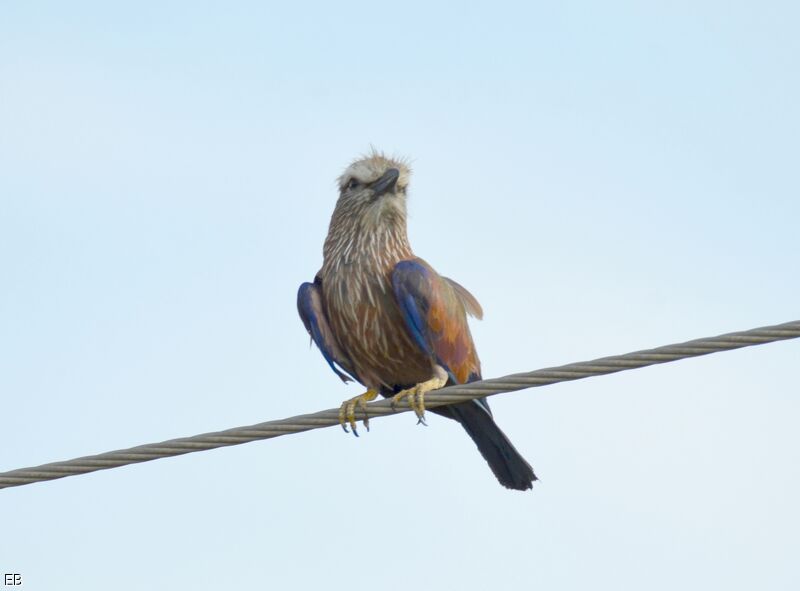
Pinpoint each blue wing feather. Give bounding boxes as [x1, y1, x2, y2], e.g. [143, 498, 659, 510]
[297, 278, 357, 383]
[399, 291, 431, 357]
[392, 259, 459, 382]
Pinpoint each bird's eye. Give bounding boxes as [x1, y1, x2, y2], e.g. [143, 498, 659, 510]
[347, 178, 360, 190]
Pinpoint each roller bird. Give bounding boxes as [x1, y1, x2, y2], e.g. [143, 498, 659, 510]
[297, 151, 536, 490]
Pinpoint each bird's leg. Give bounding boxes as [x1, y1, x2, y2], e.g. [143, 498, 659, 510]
[391, 369, 449, 425]
[338, 389, 378, 436]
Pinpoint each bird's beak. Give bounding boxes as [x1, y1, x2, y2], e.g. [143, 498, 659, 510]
[370, 168, 400, 198]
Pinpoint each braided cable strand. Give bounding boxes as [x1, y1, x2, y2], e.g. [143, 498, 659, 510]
[1, 320, 798, 490]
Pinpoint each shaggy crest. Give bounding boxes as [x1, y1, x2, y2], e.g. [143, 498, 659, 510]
[337, 148, 412, 192]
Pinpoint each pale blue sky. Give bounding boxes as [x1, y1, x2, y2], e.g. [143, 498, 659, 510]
[1, 2, 799, 589]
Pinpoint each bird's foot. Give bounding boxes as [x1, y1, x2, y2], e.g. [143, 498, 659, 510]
[390, 375, 448, 425]
[338, 389, 379, 436]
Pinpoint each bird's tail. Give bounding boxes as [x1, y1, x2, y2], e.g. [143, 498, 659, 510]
[433, 399, 537, 491]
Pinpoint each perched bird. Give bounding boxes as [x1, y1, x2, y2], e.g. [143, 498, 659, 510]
[297, 151, 536, 490]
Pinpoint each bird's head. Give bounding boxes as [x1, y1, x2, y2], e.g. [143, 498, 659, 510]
[332, 150, 412, 231]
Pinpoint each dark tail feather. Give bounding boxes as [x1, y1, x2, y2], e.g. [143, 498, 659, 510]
[433, 399, 537, 491]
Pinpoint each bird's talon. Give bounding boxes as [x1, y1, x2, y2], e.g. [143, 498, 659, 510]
[338, 389, 378, 435]
[348, 404, 358, 435]
[391, 375, 447, 424]
[392, 386, 426, 422]
[410, 390, 427, 422]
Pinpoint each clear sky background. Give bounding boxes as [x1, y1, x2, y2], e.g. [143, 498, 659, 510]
[1, 2, 799, 589]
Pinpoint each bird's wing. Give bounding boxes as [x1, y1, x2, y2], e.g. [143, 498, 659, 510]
[391, 258, 482, 385]
[443, 277, 484, 320]
[297, 277, 357, 383]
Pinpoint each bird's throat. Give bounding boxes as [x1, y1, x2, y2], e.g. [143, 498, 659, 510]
[322, 214, 413, 278]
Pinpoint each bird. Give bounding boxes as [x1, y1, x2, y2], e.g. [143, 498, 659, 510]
[297, 150, 536, 491]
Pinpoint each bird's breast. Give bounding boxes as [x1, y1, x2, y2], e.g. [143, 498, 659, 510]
[322, 264, 433, 390]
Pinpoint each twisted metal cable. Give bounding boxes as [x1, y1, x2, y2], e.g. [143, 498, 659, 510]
[1, 320, 798, 490]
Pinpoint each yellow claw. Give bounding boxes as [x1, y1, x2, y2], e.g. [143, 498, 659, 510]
[390, 375, 448, 425]
[338, 389, 379, 436]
